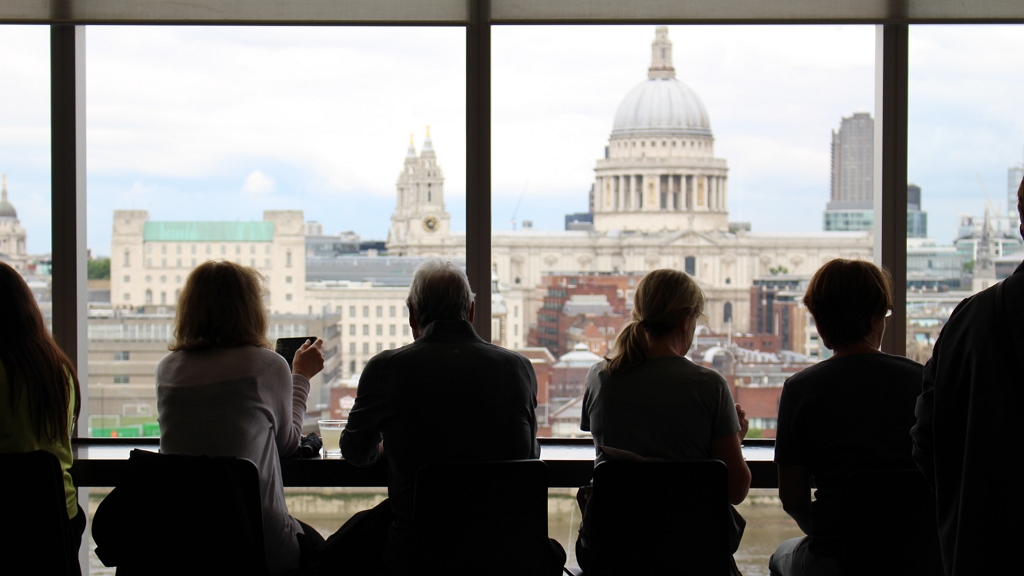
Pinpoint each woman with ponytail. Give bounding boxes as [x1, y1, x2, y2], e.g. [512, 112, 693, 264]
[0, 262, 86, 549]
[575, 268, 751, 571]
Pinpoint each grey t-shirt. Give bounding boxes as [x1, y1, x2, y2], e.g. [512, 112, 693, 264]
[581, 357, 740, 464]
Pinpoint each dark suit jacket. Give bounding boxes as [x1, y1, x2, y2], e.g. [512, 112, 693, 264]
[912, 263, 1024, 575]
[341, 319, 541, 569]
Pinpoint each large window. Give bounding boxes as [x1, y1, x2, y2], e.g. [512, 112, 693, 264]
[906, 25, 1024, 364]
[83, 26, 465, 436]
[13, 4, 1022, 575]
[491, 25, 874, 442]
[0, 26, 51, 322]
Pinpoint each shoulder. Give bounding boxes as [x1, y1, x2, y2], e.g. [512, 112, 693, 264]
[360, 346, 405, 380]
[875, 353, 923, 373]
[584, 360, 609, 387]
[667, 357, 728, 389]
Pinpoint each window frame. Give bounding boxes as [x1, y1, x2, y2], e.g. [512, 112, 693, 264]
[31, 1, 1016, 437]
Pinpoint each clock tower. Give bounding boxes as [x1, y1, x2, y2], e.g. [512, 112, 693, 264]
[386, 127, 452, 255]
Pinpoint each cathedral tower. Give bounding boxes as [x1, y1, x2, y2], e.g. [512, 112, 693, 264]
[387, 128, 451, 255]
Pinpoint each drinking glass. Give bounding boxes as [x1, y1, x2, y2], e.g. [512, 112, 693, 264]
[317, 420, 346, 458]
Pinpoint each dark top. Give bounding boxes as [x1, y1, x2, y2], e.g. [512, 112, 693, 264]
[912, 263, 1024, 575]
[581, 357, 740, 464]
[341, 319, 540, 573]
[775, 352, 922, 554]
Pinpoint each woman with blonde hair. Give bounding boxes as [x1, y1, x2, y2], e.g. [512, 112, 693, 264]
[0, 262, 86, 552]
[576, 268, 751, 570]
[156, 260, 325, 574]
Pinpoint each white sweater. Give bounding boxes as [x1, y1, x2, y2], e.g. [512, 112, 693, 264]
[156, 345, 310, 574]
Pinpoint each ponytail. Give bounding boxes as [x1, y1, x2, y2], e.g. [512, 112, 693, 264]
[606, 313, 649, 373]
[604, 268, 705, 374]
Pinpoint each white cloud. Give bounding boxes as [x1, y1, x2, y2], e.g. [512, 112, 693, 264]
[242, 170, 275, 194]
[2, 23, 1023, 255]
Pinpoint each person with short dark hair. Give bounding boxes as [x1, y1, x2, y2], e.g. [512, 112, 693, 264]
[332, 259, 562, 575]
[911, 178, 1024, 575]
[156, 260, 325, 574]
[0, 262, 86, 554]
[769, 259, 922, 576]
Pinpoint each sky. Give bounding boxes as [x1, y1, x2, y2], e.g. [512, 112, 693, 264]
[1, 24, 1022, 257]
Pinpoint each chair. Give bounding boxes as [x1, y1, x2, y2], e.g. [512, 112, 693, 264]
[414, 459, 563, 575]
[91, 449, 268, 576]
[573, 460, 733, 576]
[838, 469, 944, 576]
[0, 450, 81, 576]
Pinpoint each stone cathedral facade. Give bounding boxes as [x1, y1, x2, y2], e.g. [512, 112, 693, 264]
[389, 27, 872, 335]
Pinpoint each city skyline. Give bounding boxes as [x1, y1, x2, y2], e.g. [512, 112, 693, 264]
[1, 25, 1022, 256]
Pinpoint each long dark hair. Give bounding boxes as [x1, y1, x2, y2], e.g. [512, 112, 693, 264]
[0, 262, 81, 441]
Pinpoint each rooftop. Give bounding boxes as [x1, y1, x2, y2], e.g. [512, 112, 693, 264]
[143, 221, 274, 242]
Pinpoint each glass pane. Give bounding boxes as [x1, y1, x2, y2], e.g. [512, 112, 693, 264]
[84, 26, 465, 436]
[906, 24, 1024, 364]
[491, 25, 874, 442]
[0, 25, 51, 322]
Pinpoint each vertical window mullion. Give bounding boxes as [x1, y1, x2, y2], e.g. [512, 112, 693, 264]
[874, 24, 909, 356]
[467, 0, 491, 341]
[50, 24, 88, 435]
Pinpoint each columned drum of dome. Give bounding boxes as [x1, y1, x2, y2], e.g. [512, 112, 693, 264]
[593, 26, 729, 235]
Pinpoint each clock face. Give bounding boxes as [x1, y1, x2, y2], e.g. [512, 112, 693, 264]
[423, 216, 439, 233]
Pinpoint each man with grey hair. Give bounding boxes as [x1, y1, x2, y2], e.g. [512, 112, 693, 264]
[330, 259, 560, 574]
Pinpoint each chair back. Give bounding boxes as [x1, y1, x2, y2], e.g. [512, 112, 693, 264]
[0, 450, 80, 576]
[584, 460, 732, 576]
[838, 469, 944, 576]
[92, 449, 267, 576]
[414, 459, 552, 575]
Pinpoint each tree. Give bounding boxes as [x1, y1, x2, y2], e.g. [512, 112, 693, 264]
[769, 265, 789, 275]
[88, 257, 110, 280]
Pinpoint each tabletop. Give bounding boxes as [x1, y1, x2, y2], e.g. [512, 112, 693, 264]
[70, 438, 779, 488]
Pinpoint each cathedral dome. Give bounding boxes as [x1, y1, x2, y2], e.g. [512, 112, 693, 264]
[612, 79, 711, 138]
[0, 200, 15, 219]
[611, 27, 712, 139]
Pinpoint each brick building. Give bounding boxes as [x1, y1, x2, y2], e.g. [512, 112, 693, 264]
[528, 272, 643, 356]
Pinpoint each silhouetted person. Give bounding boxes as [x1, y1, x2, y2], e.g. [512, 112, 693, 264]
[912, 178, 1024, 575]
[771, 259, 922, 576]
[156, 261, 325, 574]
[333, 259, 563, 575]
[0, 262, 86, 553]
[576, 268, 751, 573]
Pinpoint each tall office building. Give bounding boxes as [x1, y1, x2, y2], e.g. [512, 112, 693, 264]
[830, 112, 874, 207]
[824, 113, 874, 231]
[822, 113, 927, 237]
[1010, 165, 1023, 230]
[907, 184, 928, 238]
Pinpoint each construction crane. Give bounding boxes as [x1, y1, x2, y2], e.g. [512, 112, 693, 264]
[509, 182, 528, 230]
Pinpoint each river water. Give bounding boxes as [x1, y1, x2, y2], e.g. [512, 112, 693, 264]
[87, 488, 801, 575]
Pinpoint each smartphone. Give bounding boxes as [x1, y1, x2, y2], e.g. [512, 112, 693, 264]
[275, 336, 316, 370]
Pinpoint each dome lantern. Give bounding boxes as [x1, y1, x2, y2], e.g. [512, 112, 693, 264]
[611, 27, 712, 139]
[648, 26, 675, 80]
